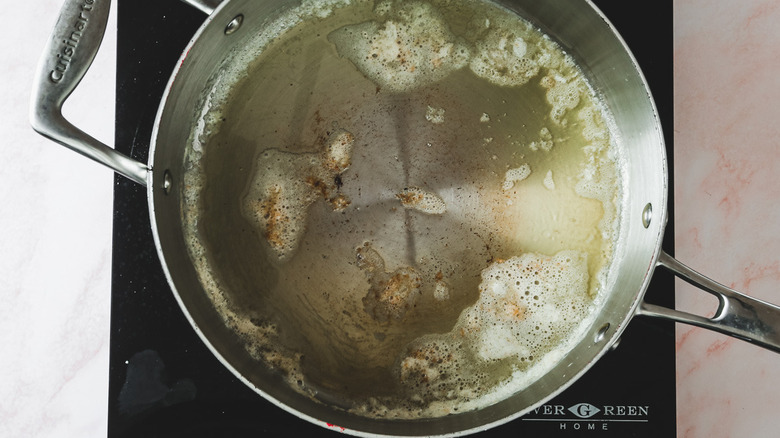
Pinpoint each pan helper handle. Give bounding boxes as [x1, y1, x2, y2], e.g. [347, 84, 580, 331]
[30, 0, 149, 186]
[180, 0, 223, 15]
[639, 251, 780, 353]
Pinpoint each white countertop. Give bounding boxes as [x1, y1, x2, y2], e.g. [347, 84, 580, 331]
[3, 1, 779, 436]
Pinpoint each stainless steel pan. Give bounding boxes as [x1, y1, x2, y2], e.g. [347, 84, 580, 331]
[31, 0, 780, 435]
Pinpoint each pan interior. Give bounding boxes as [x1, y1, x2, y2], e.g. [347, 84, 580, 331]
[175, 0, 629, 425]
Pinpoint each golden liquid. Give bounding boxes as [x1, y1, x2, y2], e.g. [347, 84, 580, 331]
[184, 0, 619, 417]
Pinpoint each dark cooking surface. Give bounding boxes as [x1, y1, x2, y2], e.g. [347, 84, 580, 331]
[107, 0, 675, 437]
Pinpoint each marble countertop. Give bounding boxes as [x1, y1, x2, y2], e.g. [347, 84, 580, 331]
[3, 0, 779, 436]
[674, 1, 780, 436]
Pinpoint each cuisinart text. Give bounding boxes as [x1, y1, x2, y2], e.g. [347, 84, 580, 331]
[49, 0, 97, 84]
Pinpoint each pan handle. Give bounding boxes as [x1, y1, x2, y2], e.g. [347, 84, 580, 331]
[638, 250, 780, 353]
[181, 0, 223, 15]
[30, 0, 148, 186]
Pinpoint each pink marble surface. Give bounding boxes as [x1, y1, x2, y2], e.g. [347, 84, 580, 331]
[4, 0, 780, 437]
[674, 0, 780, 437]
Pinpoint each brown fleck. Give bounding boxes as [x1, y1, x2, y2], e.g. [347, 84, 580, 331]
[329, 193, 350, 211]
[306, 176, 330, 199]
[396, 190, 424, 206]
[259, 185, 288, 251]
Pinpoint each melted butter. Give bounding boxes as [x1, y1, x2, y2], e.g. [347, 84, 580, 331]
[181, 0, 622, 419]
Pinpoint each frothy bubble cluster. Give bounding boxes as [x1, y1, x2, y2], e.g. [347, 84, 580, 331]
[241, 128, 354, 261]
[375, 251, 592, 417]
[328, 1, 471, 92]
[425, 106, 446, 124]
[502, 164, 531, 191]
[543, 170, 555, 190]
[468, 15, 550, 87]
[329, 0, 587, 94]
[465, 251, 590, 361]
[541, 71, 585, 125]
[231, 316, 309, 394]
[529, 127, 553, 152]
[433, 275, 450, 301]
[395, 187, 447, 214]
[357, 242, 423, 323]
[574, 105, 620, 243]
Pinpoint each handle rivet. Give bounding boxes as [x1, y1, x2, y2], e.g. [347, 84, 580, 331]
[642, 203, 653, 228]
[594, 322, 610, 343]
[225, 14, 243, 35]
[162, 170, 173, 195]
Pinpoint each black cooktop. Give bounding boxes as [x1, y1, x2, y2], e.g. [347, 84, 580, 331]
[108, 1, 675, 436]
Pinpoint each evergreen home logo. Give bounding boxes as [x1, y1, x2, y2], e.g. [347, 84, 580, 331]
[522, 401, 650, 431]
